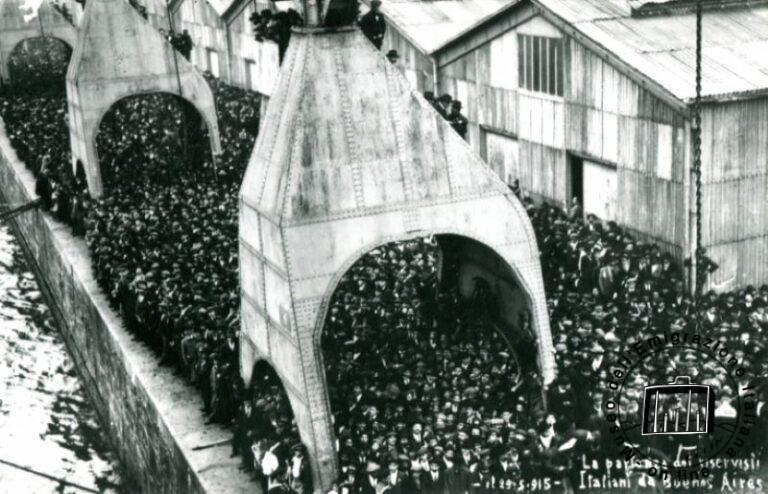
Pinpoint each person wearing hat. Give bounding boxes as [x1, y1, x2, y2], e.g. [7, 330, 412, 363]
[261, 450, 290, 493]
[443, 446, 469, 494]
[420, 456, 446, 494]
[386, 49, 400, 65]
[359, 0, 387, 50]
[359, 461, 385, 494]
[469, 459, 493, 493]
[383, 454, 408, 494]
[422, 91, 443, 116]
[448, 101, 468, 140]
[492, 447, 521, 492]
[436, 94, 453, 119]
[288, 443, 312, 494]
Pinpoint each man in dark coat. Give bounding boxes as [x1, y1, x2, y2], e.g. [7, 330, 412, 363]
[421, 457, 446, 494]
[35, 169, 53, 210]
[360, 0, 386, 50]
[492, 448, 521, 491]
[383, 456, 408, 494]
[288, 443, 313, 494]
[359, 461, 384, 494]
[448, 101, 468, 140]
[180, 30, 194, 60]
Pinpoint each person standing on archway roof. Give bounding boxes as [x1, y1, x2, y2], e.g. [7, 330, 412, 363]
[360, 0, 386, 50]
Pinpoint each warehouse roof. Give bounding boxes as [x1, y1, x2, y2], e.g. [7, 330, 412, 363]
[370, 0, 517, 54]
[537, 0, 768, 101]
[169, 0, 238, 17]
[378, 0, 768, 103]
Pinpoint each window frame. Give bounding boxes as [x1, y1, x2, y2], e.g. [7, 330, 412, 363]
[518, 33, 564, 97]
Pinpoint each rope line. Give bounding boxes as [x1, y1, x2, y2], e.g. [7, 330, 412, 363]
[0, 457, 100, 493]
[692, 0, 704, 329]
[165, 0, 185, 99]
[0, 199, 41, 222]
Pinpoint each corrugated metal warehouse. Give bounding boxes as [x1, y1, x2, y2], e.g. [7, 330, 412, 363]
[371, 0, 768, 290]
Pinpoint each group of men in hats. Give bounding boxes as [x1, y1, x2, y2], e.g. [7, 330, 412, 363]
[249, 8, 305, 62]
[2, 75, 262, 440]
[423, 92, 468, 140]
[164, 28, 194, 61]
[232, 365, 313, 493]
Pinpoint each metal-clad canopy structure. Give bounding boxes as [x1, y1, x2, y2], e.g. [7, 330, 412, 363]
[238, 25, 554, 490]
[66, 0, 221, 196]
[0, 0, 77, 83]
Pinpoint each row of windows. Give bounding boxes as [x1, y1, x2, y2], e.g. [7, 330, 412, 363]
[518, 34, 564, 97]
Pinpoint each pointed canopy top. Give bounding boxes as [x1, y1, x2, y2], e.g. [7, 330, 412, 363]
[69, 0, 202, 83]
[242, 27, 506, 223]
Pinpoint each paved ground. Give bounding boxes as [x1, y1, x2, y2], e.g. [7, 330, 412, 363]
[0, 223, 126, 493]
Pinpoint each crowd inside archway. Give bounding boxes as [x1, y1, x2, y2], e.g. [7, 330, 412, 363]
[3, 36, 72, 95]
[1, 53, 767, 494]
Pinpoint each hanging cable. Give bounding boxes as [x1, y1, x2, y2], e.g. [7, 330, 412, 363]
[165, 0, 185, 98]
[692, 0, 703, 328]
[164, 0, 191, 163]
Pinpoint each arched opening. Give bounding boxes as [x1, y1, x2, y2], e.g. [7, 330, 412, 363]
[94, 92, 213, 189]
[233, 360, 312, 492]
[319, 234, 544, 490]
[7, 36, 72, 94]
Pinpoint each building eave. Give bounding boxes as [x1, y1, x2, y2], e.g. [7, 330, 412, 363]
[529, 1, 690, 116]
[431, 0, 690, 116]
[691, 87, 768, 105]
[222, 0, 248, 21]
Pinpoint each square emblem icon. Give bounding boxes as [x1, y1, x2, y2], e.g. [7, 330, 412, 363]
[641, 376, 715, 435]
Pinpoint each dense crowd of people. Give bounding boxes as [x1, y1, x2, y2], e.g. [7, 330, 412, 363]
[2, 37, 72, 95]
[85, 76, 259, 426]
[321, 238, 547, 494]
[1, 45, 767, 494]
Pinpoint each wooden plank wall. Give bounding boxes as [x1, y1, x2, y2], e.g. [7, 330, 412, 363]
[437, 16, 688, 255]
[174, 0, 230, 81]
[700, 100, 768, 289]
[226, 4, 280, 95]
[567, 39, 687, 255]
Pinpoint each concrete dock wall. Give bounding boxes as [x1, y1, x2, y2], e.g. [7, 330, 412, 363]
[0, 120, 253, 494]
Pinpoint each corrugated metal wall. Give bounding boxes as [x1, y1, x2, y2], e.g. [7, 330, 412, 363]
[701, 100, 768, 289]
